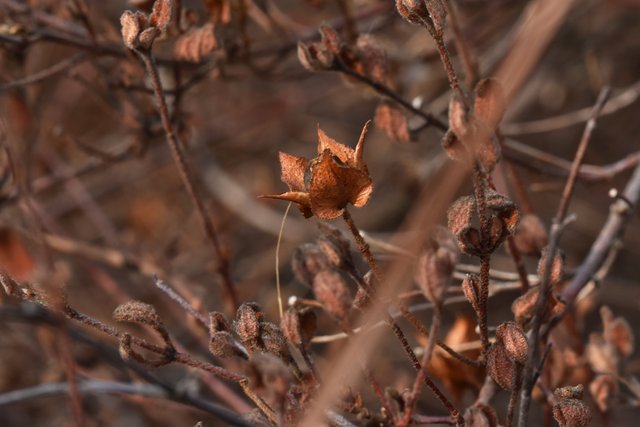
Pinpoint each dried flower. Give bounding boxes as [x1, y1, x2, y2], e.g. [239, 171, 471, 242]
[486, 322, 527, 390]
[463, 403, 498, 427]
[210, 330, 247, 359]
[261, 121, 373, 220]
[260, 322, 294, 362]
[291, 243, 333, 286]
[511, 286, 564, 328]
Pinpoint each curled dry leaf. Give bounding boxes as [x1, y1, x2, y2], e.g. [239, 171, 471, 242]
[291, 243, 333, 286]
[375, 100, 411, 143]
[174, 24, 218, 62]
[261, 122, 373, 220]
[204, 0, 231, 24]
[601, 306, 635, 359]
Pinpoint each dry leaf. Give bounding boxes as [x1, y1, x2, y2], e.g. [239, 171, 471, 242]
[375, 101, 411, 142]
[174, 23, 218, 63]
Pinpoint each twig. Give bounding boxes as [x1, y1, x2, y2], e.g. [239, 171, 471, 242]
[0, 53, 88, 92]
[444, 0, 479, 86]
[516, 87, 610, 427]
[0, 303, 254, 427]
[153, 276, 209, 327]
[136, 49, 239, 313]
[502, 79, 640, 135]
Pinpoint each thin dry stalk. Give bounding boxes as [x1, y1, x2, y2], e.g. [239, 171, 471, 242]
[136, 50, 239, 313]
[517, 87, 610, 427]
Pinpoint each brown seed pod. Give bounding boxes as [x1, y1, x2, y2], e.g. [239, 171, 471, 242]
[496, 322, 528, 364]
[415, 227, 459, 305]
[375, 100, 411, 143]
[601, 306, 635, 359]
[312, 268, 353, 323]
[462, 273, 481, 313]
[260, 322, 293, 362]
[113, 300, 172, 348]
[209, 330, 247, 359]
[486, 343, 518, 390]
[537, 246, 565, 286]
[291, 243, 332, 286]
[209, 311, 231, 333]
[281, 306, 317, 349]
[235, 302, 263, 351]
[511, 286, 564, 329]
[174, 23, 218, 63]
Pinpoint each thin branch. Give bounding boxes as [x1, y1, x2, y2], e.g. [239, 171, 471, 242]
[153, 276, 209, 327]
[135, 49, 238, 312]
[517, 87, 611, 427]
[0, 53, 88, 92]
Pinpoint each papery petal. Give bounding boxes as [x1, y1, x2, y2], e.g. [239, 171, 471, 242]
[279, 152, 308, 191]
[354, 120, 371, 171]
[260, 191, 313, 218]
[317, 126, 356, 167]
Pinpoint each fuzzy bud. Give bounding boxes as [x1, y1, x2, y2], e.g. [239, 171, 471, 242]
[260, 322, 293, 362]
[210, 330, 247, 359]
[462, 273, 481, 313]
[415, 227, 459, 305]
[209, 311, 231, 333]
[113, 300, 172, 348]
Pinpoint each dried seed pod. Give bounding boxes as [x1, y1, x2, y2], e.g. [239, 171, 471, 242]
[260, 322, 293, 362]
[113, 300, 172, 348]
[553, 385, 592, 427]
[395, 0, 429, 26]
[462, 273, 481, 313]
[486, 343, 518, 390]
[120, 11, 146, 50]
[312, 268, 353, 323]
[441, 129, 467, 162]
[447, 195, 483, 256]
[463, 402, 498, 427]
[485, 190, 520, 237]
[118, 332, 171, 367]
[415, 227, 459, 305]
[512, 214, 548, 256]
[209, 311, 231, 333]
[511, 286, 564, 328]
[537, 246, 565, 285]
[601, 306, 634, 359]
[291, 243, 332, 286]
[209, 330, 247, 359]
[449, 95, 470, 141]
[235, 302, 263, 351]
[317, 223, 354, 271]
[474, 79, 505, 131]
[281, 306, 317, 349]
[297, 42, 334, 71]
[589, 374, 618, 413]
[496, 322, 528, 364]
